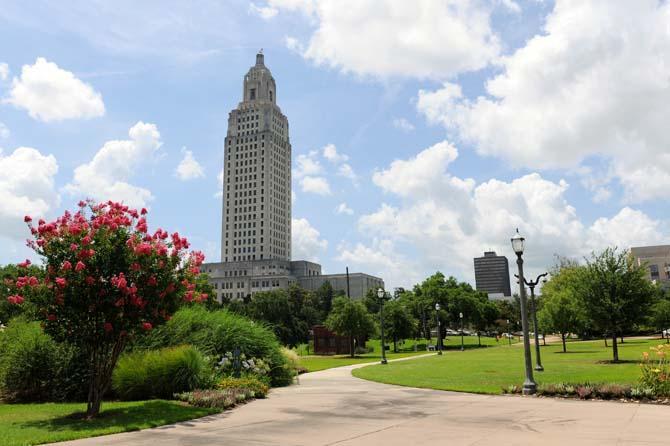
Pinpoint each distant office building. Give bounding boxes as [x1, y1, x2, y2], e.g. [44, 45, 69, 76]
[474, 251, 512, 298]
[631, 245, 670, 289]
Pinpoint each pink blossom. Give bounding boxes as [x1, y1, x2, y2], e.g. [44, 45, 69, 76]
[103, 322, 113, 333]
[85, 276, 96, 285]
[70, 243, 79, 251]
[61, 260, 72, 271]
[55, 277, 67, 288]
[140, 208, 147, 215]
[18, 259, 31, 268]
[75, 261, 86, 272]
[142, 322, 152, 331]
[24, 215, 32, 223]
[7, 295, 24, 305]
[47, 314, 57, 321]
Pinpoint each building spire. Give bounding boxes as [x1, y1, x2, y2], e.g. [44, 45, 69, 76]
[256, 49, 264, 66]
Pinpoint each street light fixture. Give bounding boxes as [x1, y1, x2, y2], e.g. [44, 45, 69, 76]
[518, 272, 548, 372]
[459, 312, 464, 351]
[435, 303, 443, 355]
[377, 287, 388, 365]
[511, 228, 537, 395]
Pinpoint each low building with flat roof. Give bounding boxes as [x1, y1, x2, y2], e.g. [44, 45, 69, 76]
[631, 245, 670, 289]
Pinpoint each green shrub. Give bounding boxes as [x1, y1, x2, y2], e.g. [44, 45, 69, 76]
[174, 389, 250, 410]
[0, 319, 58, 402]
[134, 306, 291, 386]
[217, 376, 269, 398]
[112, 345, 211, 400]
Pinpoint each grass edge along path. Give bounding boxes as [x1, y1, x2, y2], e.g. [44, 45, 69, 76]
[0, 400, 219, 446]
[352, 338, 659, 395]
[299, 336, 507, 372]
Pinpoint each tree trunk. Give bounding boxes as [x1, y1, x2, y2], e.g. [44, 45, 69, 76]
[393, 336, 398, 353]
[561, 332, 566, 353]
[611, 332, 619, 362]
[620, 335, 624, 344]
[85, 337, 126, 418]
[477, 332, 481, 347]
[604, 336, 608, 347]
[542, 333, 546, 346]
[349, 335, 355, 358]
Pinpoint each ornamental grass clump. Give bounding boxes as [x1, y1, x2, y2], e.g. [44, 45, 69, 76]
[174, 389, 249, 410]
[639, 344, 670, 396]
[6, 200, 207, 417]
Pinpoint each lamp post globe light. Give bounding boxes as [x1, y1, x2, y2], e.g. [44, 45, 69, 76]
[511, 228, 537, 395]
[435, 303, 443, 355]
[459, 312, 464, 351]
[377, 287, 388, 365]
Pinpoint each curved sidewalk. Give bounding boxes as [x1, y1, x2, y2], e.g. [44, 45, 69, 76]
[57, 356, 667, 446]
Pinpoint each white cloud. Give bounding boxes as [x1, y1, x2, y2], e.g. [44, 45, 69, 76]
[294, 151, 323, 178]
[416, 0, 670, 203]
[215, 168, 224, 198]
[292, 217, 328, 261]
[4, 57, 105, 122]
[357, 140, 669, 287]
[249, 2, 279, 19]
[0, 122, 9, 139]
[392, 118, 415, 132]
[0, 62, 8, 81]
[322, 143, 348, 163]
[0, 147, 59, 239]
[300, 176, 331, 195]
[337, 238, 420, 287]
[175, 148, 205, 180]
[337, 163, 357, 184]
[335, 202, 353, 215]
[285, 36, 304, 54]
[64, 121, 162, 208]
[265, 0, 501, 79]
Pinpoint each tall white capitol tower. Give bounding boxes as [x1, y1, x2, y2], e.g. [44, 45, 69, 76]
[222, 51, 291, 262]
[202, 52, 383, 302]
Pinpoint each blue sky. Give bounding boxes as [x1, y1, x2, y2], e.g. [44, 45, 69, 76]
[1, 0, 669, 289]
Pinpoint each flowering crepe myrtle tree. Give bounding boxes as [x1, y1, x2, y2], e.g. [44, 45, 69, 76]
[6, 200, 207, 417]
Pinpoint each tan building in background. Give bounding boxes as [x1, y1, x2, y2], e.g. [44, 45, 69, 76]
[630, 245, 670, 288]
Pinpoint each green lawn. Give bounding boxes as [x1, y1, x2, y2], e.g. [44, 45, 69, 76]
[0, 400, 219, 446]
[299, 335, 512, 372]
[353, 338, 662, 394]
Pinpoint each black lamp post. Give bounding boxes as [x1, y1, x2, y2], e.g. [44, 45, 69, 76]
[459, 312, 464, 351]
[435, 303, 443, 355]
[511, 228, 537, 395]
[520, 272, 548, 372]
[377, 287, 388, 365]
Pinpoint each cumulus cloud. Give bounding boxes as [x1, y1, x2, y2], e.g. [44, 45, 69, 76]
[300, 176, 331, 195]
[416, 0, 670, 203]
[322, 143, 348, 163]
[0, 62, 8, 81]
[337, 163, 357, 184]
[215, 168, 224, 198]
[392, 118, 415, 132]
[335, 202, 353, 215]
[0, 147, 59, 239]
[294, 151, 323, 178]
[264, 0, 501, 79]
[357, 140, 669, 287]
[64, 121, 162, 208]
[4, 57, 105, 122]
[292, 217, 328, 261]
[175, 148, 205, 180]
[249, 2, 279, 19]
[337, 238, 421, 287]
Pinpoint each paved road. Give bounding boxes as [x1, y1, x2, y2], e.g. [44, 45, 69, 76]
[57, 357, 668, 446]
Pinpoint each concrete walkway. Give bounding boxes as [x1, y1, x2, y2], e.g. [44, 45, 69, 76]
[57, 357, 668, 446]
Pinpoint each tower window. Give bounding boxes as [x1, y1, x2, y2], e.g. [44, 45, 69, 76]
[250, 88, 256, 100]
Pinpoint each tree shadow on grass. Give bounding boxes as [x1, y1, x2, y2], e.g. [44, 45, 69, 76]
[595, 359, 640, 365]
[19, 400, 219, 434]
[552, 351, 599, 354]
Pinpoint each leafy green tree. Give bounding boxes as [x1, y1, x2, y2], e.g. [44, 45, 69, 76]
[472, 299, 499, 346]
[578, 248, 656, 362]
[325, 296, 376, 357]
[8, 201, 204, 417]
[315, 281, 335, 315]
[651, 297, 670, 343]
[383, 299, 417, 352]
[362, 287, 380, 314]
